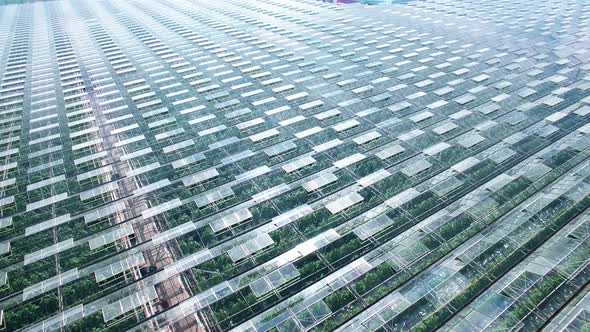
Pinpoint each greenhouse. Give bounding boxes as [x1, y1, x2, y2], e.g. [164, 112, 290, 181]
[0, 0, 589, 331]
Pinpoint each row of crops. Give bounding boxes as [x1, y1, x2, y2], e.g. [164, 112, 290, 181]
[0, 0, 589, 331]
